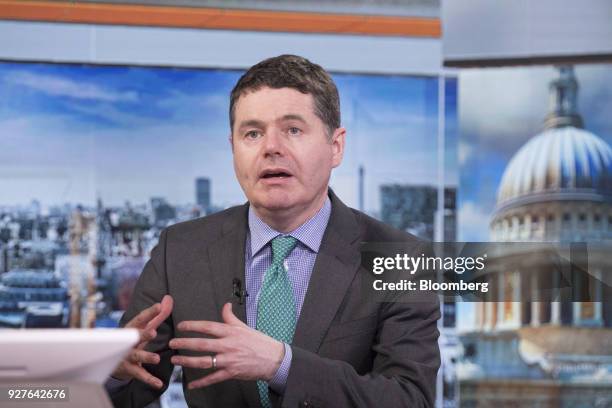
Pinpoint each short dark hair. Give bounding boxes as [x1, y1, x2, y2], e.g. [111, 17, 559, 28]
[229, 54, 340, 137]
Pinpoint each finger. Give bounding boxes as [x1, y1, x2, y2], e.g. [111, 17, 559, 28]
[146, 295, 174, 330]
[188, 370, 233, 389]
[128, 349, 161, 365]
[171, 354, 215, 370]
[169, 338, 224, 353]
[123, 364, 164, 389]
[177, 320, 231, 337]
[136, 328, 157, 349]
[126, 303, 161, 329]
[221, 303, 247, 327]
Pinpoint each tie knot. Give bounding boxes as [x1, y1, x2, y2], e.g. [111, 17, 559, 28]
[270, 235, 298, 265]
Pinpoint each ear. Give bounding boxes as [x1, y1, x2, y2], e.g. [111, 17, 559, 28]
[330, 127, 346, 168]
[228, 133, 234, 153]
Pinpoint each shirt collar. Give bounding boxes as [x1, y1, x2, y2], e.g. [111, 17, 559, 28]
[248, 196, 331, 256]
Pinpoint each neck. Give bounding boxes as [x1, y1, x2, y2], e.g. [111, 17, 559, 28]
[252, 190, 328, 233]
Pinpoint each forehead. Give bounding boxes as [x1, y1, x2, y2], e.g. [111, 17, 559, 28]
[234, 87, 316, 122]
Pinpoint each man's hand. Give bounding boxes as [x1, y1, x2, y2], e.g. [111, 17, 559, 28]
[111, 295, 174, 389]
[169, 302, 285, 390]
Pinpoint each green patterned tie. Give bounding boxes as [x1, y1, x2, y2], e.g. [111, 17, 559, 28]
[256, 235, 298, 408]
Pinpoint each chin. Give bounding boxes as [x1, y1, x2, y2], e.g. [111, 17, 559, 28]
[258, 197, 296, 212]
[249, 190, 295, 210]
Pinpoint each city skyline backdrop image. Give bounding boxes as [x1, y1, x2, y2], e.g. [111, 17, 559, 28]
[0, 60, 457, 330]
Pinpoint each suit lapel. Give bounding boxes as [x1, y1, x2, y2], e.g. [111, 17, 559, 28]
[292, 191, 362, 353]
[207, 204, 261, 407]
[208, 204, 249, 323]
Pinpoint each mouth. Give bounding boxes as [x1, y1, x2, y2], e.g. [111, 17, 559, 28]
[259, 169, 293, 180]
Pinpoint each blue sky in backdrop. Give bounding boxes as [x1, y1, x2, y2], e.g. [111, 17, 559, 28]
[0, 61, 456, 215]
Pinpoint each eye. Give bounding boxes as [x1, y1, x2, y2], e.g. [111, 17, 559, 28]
[288, 127, 302, 136]
[245, 130, 262, 139]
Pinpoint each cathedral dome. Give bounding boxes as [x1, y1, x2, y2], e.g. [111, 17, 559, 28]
[497, 126, 612, 206]
[495, 66, 612, 211]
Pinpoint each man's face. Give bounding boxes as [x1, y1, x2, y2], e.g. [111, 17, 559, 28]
[231, 86, 345, 217]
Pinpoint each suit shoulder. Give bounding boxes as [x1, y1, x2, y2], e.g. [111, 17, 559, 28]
[349, 208, 426, 245]
[163, 204, 245, 243]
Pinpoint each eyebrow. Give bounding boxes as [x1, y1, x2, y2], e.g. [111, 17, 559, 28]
[279, 114, 307, 124]
[237, 114, 307, 132]
[237, 119, 266, 131]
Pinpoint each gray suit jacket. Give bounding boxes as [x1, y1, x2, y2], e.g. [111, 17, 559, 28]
[110, 190, 440, 408]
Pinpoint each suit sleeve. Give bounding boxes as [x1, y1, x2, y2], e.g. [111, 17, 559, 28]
[280, 245, 441, 408]
[109, 228, 176, 408]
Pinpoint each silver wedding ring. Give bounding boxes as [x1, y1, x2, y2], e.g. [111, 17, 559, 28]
[211, 355, 217, 370]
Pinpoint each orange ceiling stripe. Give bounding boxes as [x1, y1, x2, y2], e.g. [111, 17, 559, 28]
[0, 0, 441, 37]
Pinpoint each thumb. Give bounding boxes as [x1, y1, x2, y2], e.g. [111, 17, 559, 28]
[222, 302, 246, 327]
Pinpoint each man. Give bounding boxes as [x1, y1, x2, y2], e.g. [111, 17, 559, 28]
[107, 54, 440, 408]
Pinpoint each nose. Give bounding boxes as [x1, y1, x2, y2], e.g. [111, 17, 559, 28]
[262, 128, 285, 157]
